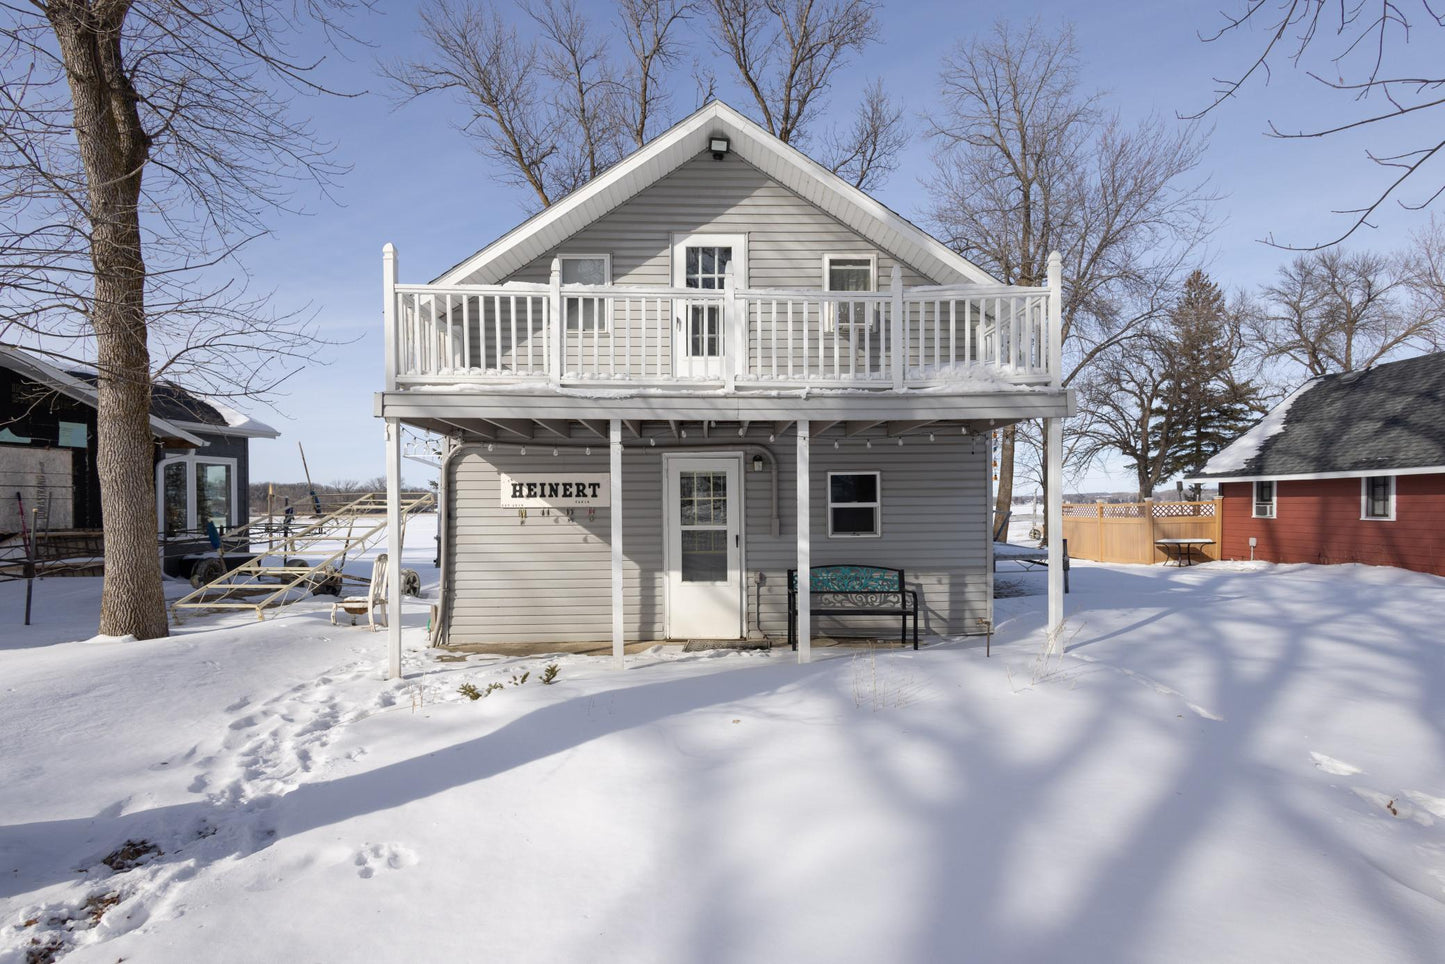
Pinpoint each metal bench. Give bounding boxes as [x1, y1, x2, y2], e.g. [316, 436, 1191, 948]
[787, 565, 919, 650]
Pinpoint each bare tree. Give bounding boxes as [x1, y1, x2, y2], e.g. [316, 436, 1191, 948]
[1189, 0, 1445, 247]
[389, 0, 693, 211]
[1255, 246, 1444, 375]
[817, 77, 906, 190]
[927, 20, 1214, 531]
[617, 0, 695, 147]
[1, 0, 359, 639]
[706, 0, 905, 181]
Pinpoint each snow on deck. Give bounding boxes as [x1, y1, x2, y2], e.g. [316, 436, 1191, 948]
[2, 519, 1443, 963]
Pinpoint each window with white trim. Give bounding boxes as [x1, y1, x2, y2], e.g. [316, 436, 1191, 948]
[1252, 480, 1276, 519]
[1361, 475, 1395, 520]
[823, 253, 877, 333]
[828, 471, 881, 537]
[157, 455, 237, 536]
[558, 253, 611, 331]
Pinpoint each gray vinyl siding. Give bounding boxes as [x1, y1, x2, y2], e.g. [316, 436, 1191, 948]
[442, 432, 990, 646]
[505, 151, 939, 289]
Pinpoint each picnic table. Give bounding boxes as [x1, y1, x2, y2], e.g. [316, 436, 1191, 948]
[1155, 538, 1215, 567]
[993, 539, 1070, 593]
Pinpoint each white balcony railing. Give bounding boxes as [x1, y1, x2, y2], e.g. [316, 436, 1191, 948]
[382, 246, 1063, 393]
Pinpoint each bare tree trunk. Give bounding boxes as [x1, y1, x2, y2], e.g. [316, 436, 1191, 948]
[50, 2, 169, 639]
[993, 425, 1015, 537]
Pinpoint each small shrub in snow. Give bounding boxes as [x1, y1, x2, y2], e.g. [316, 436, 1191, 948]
[510, 671, 529, 686]
[540, 663, 559, 685]
[458, 682, 503, 701]
[101, 839, 161, 872]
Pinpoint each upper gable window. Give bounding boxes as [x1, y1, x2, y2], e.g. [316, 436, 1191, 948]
[823, 253, 877, 332]
[559, 254, 610, 331]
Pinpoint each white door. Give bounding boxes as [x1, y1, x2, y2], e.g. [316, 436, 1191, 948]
[672, 233, 747, 378]
[665, 455, 744, 639]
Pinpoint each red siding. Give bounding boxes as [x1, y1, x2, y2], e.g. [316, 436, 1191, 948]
[1220, 475, 1445, 576]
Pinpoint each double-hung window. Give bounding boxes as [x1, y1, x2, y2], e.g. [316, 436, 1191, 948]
[1252, 480, 1276, 519]
[828, 471, 881, 537]
[823, 254, 877, 333]
[1361, 475, 1395, 521]
[558, 253, 611, 332]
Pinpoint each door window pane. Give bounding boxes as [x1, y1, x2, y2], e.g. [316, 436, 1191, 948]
[689, 306, 721, 356]
[684, 246, 731, 290]
[196, 463, 232, 532]
[162, 461, 187, 535]
[679, 470, 728, 581]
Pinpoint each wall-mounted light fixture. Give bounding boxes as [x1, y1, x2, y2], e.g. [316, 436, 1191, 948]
[709, 136, 730, 160]
[751, 455, 764, 472]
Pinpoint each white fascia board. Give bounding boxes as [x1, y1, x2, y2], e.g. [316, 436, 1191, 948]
[166, 419, 279, 440]
[1187, 465, 1445, 484]
[431, 100, 1003, 289]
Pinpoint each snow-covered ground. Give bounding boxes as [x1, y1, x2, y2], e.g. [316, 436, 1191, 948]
[2, 516, 1443, 963]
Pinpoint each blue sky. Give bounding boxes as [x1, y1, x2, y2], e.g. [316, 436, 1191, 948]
[231, 0, 1433, 491]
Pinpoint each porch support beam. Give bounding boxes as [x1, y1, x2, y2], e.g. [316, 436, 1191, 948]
[622, 419, 642, 438]
[796, 419, 811, 663]
[610, 419, 625, 669]
[479, 417, 534, 439]
[1046, 414, 1065, 653]
[385, 417, 403, 679]
[436, 417, 495, 441]
[668, 419, 682, 438]
[886, 420, 937, 436]
[845, 420, 886, 437]
[773, 420, 791, 439]
[532, 419, 572, 439]
[812, 420, 840, 437]
[579, 419, 609, 439]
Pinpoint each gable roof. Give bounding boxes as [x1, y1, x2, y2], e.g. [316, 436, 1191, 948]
[0, 347, 279, 444]
[436, 100, 1000, 287]
[1189, 351, 1445, 483]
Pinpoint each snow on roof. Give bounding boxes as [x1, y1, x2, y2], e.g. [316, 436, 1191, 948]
[1194, 379, 1315, 477]
[199, 398, 280, 439]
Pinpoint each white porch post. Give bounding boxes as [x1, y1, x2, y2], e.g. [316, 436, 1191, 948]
[385, 417, 404, 679]
[796, 419, 811, 663]
[383, 244, 398, 391]
[1046, 250, 1065, 653]
[610, 418, 625, 668]
[1046, 420, 1064, 652]
[889, 265, 904, 391]
[548, 258, 563, 388]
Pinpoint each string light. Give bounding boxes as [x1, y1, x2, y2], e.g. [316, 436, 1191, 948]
[520, 446, 526, 455]
[833, 440, 840, 449]
[897, 437, 903, 446]
[768, 434, 775, 443]
[552, 447, 559, 457]
[649, 437, 656, 447]
[585, 446, 591, 456]
[486, 442, 494, 452]
[928, 433, 935, 442]
[866, 439, 872, 449]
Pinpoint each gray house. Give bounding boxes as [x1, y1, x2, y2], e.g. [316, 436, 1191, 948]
[374, 101, 1071, 675]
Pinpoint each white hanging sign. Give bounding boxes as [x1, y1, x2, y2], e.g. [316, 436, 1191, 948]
[500, 473, 610, 508]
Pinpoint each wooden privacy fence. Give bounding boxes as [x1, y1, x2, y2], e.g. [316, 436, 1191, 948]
[1061, 499, 1223, 565]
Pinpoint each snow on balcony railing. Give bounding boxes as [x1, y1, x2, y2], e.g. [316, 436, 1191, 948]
[382, 247, 1062, 392]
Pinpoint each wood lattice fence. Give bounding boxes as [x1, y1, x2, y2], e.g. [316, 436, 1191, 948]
[1060, 499, 1223, 564]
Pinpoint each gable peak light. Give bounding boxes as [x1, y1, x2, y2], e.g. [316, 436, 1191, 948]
[709, 135, 730, 160]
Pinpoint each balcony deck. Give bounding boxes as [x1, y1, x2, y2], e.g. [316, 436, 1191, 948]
[384, 253, 1062, 400]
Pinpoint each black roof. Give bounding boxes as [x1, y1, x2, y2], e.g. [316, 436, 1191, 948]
[64, 371, 230, 428]
[1192, 351, 1445, 480]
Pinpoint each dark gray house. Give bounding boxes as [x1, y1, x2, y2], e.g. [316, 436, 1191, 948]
[0, 346, 278, 575]
[373, 101, 1072, 675]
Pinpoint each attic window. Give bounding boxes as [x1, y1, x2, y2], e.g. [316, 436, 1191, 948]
[823, 253, 878, 332]
[559, 254, 611, 331]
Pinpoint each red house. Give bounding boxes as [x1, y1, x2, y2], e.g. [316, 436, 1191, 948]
[1188, 352, 1445, 576]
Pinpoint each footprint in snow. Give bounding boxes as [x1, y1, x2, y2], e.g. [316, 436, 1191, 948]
[1311, 752, 1363, 776]
[354, 843, 419, 878]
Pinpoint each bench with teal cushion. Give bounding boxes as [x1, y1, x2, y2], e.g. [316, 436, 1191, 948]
[787, 565, 919, 650]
